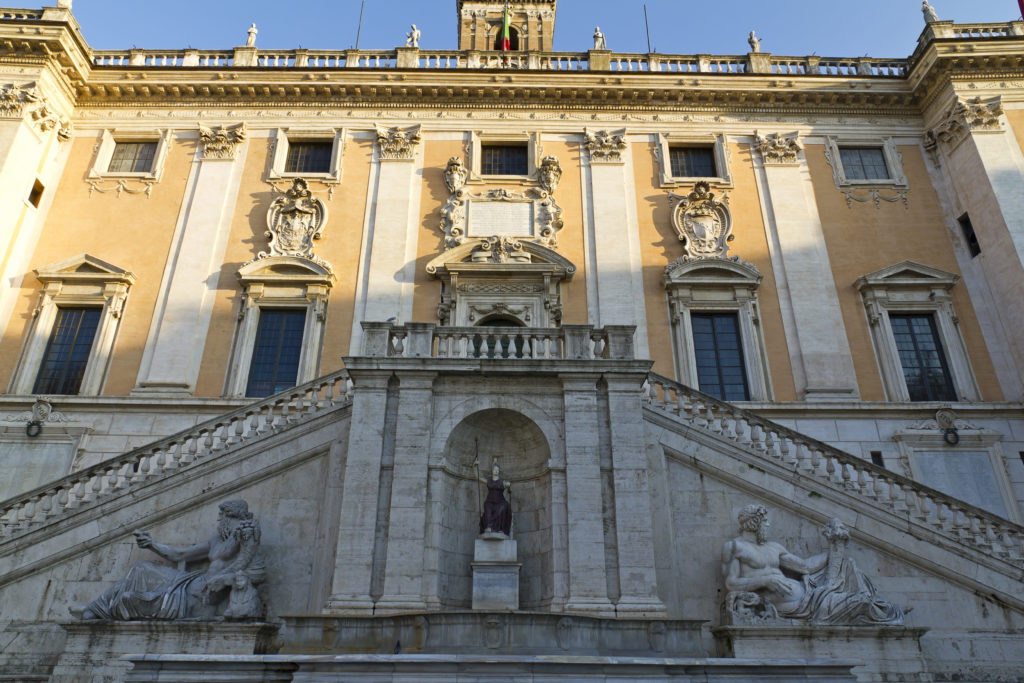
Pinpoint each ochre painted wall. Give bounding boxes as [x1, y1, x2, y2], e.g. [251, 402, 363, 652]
[632, 141, 797, 400]
[193, 134, 373, 397]
[0, 132, 193, 395]
[806, 144, 1002, 402]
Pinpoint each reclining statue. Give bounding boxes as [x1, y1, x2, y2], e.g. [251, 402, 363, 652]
[70, 499, 265, 621]
[722, 504, 907, 626]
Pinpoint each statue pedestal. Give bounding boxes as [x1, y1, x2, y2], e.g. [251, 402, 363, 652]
[712, 625, 932, 683]
[51, 621, 279, 683]
[471, 534, 520, 611]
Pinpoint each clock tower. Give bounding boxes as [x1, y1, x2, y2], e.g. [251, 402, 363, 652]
[457, 0, 557, 52]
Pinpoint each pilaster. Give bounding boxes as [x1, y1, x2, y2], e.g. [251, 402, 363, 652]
[753, 132, 860, 401]
[325, 370, 393, 614]
[375, 369, 437, 613]
[134, 128, 248, 394]
[604, 372, 667, 617]
[560, 373, 614, 616]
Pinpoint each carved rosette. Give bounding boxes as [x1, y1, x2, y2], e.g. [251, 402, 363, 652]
[537, 155, 562, 194]
[670, 181, 734, 259]
[754, 131, 801, 165]
[255, 178, 329, 268]
[199, 123, 247, 160]
[376, 124, 422, 160]
[929, 96, 1004, 149]
[584, 128, 627, 163]
[443, 156, 468, 193]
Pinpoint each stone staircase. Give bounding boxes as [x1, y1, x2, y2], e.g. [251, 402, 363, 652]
[643, 373, 1024, 575]
[0, 369, 352, 544]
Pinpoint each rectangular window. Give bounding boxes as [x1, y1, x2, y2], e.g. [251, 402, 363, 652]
[481, 144, 529, 176]
[107, 142, 157, 173]
[669, 146, 716, 178]
[28, 179, 44, 208]
[33, 307, 102, 395]
[958, 213, 981, 258]
[889, 314, 956, 402]
[870, 451, 885, 468]
[245, 309, 307, 398]
[691, 312, 750, 401]
[838, 147, 889, 181]
[285, 141, 333, 174]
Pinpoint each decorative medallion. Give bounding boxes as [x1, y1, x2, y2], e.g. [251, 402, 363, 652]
[199, 123, 247, 160]
[443, 156, 468, 193]
[584, 128, 627, 163]
[669, 181, 734, 259]
[754, 131, 801, 165]
[537, 155, 562, 194]
[376, 124, 422, 160]
[254, 178, 329, 267]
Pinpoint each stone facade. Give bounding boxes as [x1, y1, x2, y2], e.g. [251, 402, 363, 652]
[0, 4, 1023, 683]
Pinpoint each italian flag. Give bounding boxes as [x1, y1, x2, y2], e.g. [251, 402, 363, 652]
[500, 2, 511, 51]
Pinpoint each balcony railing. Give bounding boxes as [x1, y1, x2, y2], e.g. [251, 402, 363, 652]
[360, 323, 637, 361]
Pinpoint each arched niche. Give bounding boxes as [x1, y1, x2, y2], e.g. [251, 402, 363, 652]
[433, 408, 552, 609]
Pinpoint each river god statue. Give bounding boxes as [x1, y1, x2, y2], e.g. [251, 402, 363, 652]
[70, 499, 266, 620]
[722, 504, 907, 626]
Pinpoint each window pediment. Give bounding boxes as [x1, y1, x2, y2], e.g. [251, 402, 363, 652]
[856, 260, 959, 290]
[35, 253, 136, 286]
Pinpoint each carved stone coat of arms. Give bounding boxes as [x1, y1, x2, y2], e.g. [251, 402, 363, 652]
[670, 181, 734, 259]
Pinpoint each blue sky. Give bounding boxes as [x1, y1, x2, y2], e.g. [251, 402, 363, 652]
[27, 1, 1022, 57]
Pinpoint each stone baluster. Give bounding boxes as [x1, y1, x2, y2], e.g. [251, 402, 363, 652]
[841, 462, 854, 490]
[201, 427, 214, 454]
[89, 472, 104, 501]
[707, 406, 721, 434]
[764, 430, 778, 458]
[106, 465, 122, 492]
[750, 424, 765, 451]
[56, 488, 69, 514]
[734, 415, 750, 445]
[38, 492, 54, 521]
[795, 443, 812, 471]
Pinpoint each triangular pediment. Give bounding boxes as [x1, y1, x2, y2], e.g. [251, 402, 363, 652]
[426, 240, 576, 278]
[34, 254, 135, 285]
[856, 260, 960, 289]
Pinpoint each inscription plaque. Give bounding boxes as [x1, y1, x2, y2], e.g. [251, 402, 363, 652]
[468, 201, 533, 237]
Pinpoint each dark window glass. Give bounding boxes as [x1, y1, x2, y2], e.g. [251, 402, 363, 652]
[285, 142, 333, 174]
[889, 314, 956, 402]
[870, 451, 885, 468]
[691, 313, 749, 401]
[838, 147, 889, 180]
[33, 308, 102, 395]
[28, 179, 44, 208]
[481, 144, 528, 175]
[108, 142, 157, 173]
[245, 309, 306, 398]
[669, 147, 716, 177]
[958, 213, 981, 257]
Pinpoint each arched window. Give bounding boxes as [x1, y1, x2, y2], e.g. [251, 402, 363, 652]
[493, 25, 520, 51]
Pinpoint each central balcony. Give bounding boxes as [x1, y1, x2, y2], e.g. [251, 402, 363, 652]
[360, 322, 638, 361]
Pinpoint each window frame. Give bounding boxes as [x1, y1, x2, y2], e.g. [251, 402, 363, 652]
[664, 257, 771, 401]
[244, 307, 309, 398]
[88, 129, 171, 182]
[856, 261, 980, 403]
[656, 133, 732, 188]
[226, 256, 335, 398]
[469, 131, 541, 183]
[10, 254, 135, 396]
[267, 128, 345, 182]
[33, 306, 104, 396]
[824, 135, 907, 189]
[690, 311, 751, 401]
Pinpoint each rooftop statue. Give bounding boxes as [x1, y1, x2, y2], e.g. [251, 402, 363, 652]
[722, 504, 907, 626]
[406, 24, 421, 48]
[922, 1, 939, 23]
[246, 23, 257, 48]
[748, 30, 761, 53]
[69, 499, 266, 620]
[593, 27, 607, 50]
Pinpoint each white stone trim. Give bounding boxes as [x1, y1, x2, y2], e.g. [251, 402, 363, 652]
[87, 128, 171, 182]
[856, 261, 981, 403]
[468, 130, 540, 183]
[9, 254, 135, 396]
[267, 127, 344, 182]
[823, 135, 908, 189]
[226, 258, 334, 398]
[655, 132, 733, 188]
[664, 258, 771, 401]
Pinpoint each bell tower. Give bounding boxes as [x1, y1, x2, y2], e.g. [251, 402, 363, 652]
[457, 1, 557, 52]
